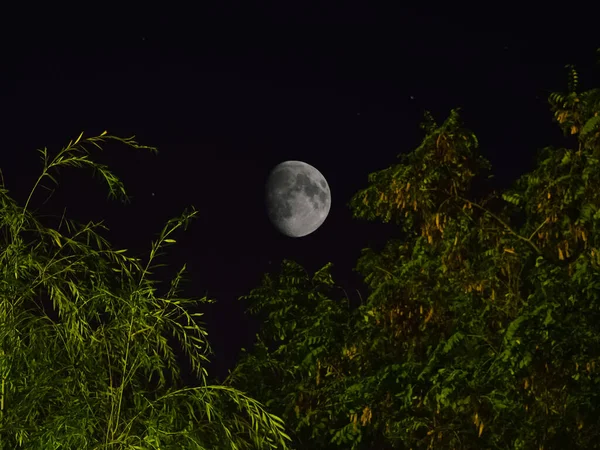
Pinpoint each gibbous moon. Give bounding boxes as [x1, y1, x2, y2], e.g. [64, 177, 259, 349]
[265, 161, 331, 237]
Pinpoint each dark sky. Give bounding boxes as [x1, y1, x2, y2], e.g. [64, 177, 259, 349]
[2, 7, 599, 383]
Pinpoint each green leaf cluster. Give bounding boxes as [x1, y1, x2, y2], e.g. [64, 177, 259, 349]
[229, 54, 600, 449]
[0, 134, 292, 449]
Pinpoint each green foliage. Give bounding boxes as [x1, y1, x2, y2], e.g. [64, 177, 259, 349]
[226, 260, 354, 449]
[229, 55, 600, 449]
[547, 64, 600, 150]
[0, 133, 291, 449]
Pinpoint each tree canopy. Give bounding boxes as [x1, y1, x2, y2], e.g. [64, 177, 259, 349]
[228, 56, 600, 449]
[0, 133, 292, 449]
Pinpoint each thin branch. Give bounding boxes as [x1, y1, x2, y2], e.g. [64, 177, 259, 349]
[528, 217, 550, 242]
[452, 193, 542, 255]
[375, 266, 398, 280]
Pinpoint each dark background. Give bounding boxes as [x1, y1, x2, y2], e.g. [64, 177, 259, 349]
[1, 6, 599, 383]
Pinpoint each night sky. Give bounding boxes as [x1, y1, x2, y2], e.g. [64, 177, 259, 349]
[3, 8, 599, 384]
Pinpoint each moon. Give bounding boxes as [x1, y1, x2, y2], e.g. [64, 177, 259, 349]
[265, 161, 331, 237]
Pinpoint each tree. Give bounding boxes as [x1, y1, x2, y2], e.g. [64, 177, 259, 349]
[225, 260, 354, 449]
[0, 132, 291, 449]
[228, 53, 600, 449]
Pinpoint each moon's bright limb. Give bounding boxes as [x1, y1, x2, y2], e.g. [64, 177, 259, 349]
[265, 160, 331, 238]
